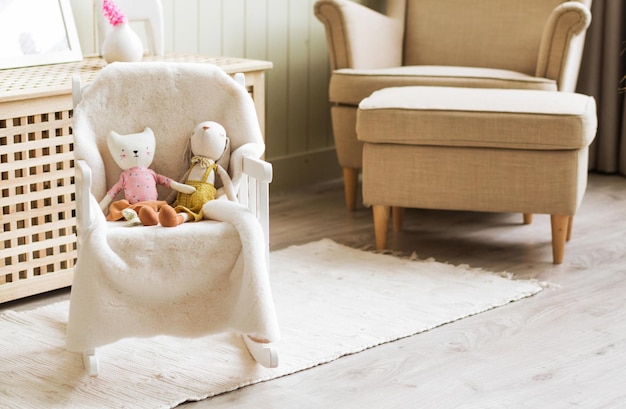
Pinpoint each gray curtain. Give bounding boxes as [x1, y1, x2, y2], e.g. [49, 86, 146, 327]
[576, 0, 626, 175]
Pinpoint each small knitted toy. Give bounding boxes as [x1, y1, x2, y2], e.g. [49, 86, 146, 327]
[155, 121, 237, 227]
[99, 127, 195, 225]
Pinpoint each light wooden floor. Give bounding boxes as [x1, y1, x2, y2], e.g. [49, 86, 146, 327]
[5, 173, 626, 408]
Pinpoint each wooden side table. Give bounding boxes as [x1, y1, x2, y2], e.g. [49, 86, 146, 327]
[0, 54, 272, 303]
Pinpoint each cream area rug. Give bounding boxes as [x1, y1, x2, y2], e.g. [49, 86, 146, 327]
[0, 239, 543, 408]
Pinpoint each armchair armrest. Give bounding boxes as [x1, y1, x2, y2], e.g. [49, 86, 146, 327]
[314, 0, 404, 70]
[536, 1, 592, 92]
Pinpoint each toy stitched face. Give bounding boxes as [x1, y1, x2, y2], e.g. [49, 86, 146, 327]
[190, 121, 229, 161]
[107, 127, 156, 170]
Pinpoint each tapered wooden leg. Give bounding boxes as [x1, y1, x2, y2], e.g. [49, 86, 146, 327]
[392, 206, 404, 232]
[566, 215, 574, 241]
[523, 213, 533, 224]
[551, 214, 570, 264]
[343, 167, 359, 211]
[373, 205, 390, 250]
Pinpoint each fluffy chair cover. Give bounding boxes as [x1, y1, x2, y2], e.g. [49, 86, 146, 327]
[66, 62, 280, 352]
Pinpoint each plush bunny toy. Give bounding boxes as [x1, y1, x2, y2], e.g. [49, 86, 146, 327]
[154, 121, 237, 227]
[100, 127, 195, 224]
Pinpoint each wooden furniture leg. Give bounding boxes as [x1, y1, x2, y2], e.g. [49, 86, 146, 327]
[343, 167, 359, 211]
[551, 214, 570, 264]
[523, 213, 533, 224]
[567, 215, 574, 241]
[373, 205, 390, 249]
[392, 206, 404, 232]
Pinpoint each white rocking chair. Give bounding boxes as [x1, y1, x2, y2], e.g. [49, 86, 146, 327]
[66, 62, 280, 376]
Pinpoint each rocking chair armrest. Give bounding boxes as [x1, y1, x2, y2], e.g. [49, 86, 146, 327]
[242, 155, 273, 183]
[239, 156, 272, 255]
[75, 160, 95, 232]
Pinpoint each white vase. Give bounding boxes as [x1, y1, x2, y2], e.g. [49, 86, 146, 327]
[102, 23, 144, 63]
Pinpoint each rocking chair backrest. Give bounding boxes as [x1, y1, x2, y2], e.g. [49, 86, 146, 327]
[72, 62, 264, 202]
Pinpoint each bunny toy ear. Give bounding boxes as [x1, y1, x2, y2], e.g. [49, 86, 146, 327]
[217, 136, 231, 171]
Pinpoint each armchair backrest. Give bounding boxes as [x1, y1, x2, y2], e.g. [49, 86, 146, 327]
[315, 0, 591, 91]
[403, 0, 590, 76]
[72, 62, 264, 202]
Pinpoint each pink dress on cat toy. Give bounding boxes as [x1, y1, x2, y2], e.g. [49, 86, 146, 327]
[105, 166, 173, 221]
[106, 166, 173, 204]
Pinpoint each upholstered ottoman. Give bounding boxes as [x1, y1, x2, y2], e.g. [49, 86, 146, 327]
[356, 86, 597, 263]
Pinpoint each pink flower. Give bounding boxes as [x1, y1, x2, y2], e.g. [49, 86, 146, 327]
[102, 0, 128, 26]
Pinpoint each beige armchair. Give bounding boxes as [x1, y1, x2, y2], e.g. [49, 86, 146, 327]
[314, 0, 593, 211]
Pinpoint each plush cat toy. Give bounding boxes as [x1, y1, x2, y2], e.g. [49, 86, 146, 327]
[149, 121, 237, 227]
[100, 127, 195, 224]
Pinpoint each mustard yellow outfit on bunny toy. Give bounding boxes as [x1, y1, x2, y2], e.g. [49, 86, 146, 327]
[173, 156, 218, 222]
